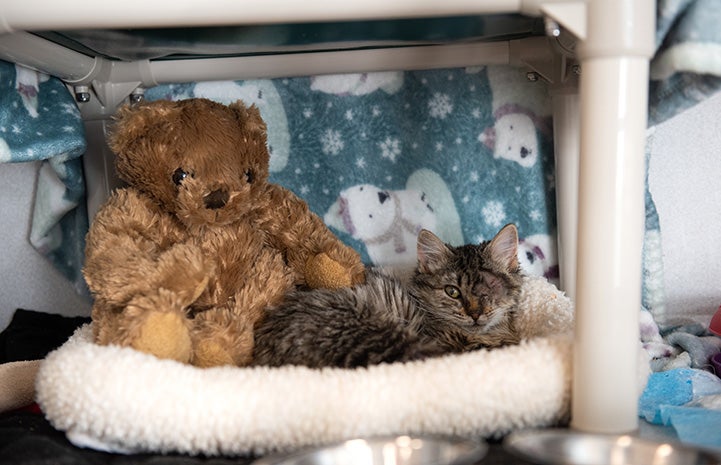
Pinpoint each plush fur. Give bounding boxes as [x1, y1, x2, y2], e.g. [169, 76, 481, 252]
[83, 98, 365, 368]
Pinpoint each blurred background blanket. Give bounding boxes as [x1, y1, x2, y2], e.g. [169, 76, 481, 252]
[0, 60, 87, 295]
[641, 0, 721, 373]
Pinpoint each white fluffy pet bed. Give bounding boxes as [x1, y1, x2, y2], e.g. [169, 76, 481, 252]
[36, 276, 575, 457]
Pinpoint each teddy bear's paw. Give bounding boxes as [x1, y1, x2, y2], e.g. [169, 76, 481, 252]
[157, 244, 213, 304]
[192, 340, 236, 368]
[304, 253, 354, 289]
[129, 306, 193, 364]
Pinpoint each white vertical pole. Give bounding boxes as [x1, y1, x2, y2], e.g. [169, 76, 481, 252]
[571, 0, 655, 433]
[551, 88, 580, 300]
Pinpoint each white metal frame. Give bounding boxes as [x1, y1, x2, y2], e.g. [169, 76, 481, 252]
[0, 0, 656, 435]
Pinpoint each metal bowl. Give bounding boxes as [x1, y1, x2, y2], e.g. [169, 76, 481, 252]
[253, 436, 488, 465]
[504, 429, 721, 465]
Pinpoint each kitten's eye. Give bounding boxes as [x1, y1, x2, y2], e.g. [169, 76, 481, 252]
[445, 286, 461, 299]
[172, 168, 188, 186]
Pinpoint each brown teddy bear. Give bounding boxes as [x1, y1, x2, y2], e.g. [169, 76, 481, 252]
[83, 98, 365, 368]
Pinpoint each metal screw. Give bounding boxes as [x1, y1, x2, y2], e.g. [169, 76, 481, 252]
[526, 71, 540, 82]
[74, 85, 90, 103]
[129, 88, 145, 104]
[544, 17, 561, 37]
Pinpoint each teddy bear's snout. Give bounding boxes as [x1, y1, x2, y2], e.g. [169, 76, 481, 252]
[203, 189, 230, 210]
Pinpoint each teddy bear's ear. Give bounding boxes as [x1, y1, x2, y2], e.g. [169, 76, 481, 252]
[228, 100, 267, 136]
[107, 101, 181, 155]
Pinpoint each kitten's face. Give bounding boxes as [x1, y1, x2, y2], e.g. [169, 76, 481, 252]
[414, 224, 523, 332]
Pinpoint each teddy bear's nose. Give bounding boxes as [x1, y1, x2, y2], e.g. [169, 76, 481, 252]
[203, 189, 229, 209]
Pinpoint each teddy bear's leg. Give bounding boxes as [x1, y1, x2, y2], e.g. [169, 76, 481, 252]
[191, 309, 254, 367]
[191, 250, 296, 367]
[94, 290, 194, 364]
[305, 253, 357, 289]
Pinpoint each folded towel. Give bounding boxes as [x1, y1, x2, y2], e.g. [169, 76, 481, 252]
[0, 360, 41, 412]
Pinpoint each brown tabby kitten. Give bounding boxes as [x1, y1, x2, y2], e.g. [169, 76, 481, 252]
[252, 224, 523, 369]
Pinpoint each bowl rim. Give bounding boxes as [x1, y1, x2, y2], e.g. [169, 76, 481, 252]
[252, 434, 489, 465]
[503, 428, 721, 465]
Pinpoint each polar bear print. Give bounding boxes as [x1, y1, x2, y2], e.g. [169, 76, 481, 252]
[310, 71, 404, 96]
[15, 64, 49, 119]
[324, 169, 463, 268]
[478, 66, 552, 168]
[325, 184, 436, 266]
[518, 233, 559, 285]
[479, 112, 538, 168]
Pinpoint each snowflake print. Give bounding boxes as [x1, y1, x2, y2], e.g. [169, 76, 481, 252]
[372, 106, 381, 117]
[529, 210, 542, 221]
[482, 200, 507, 228]
[300, 185, 310, 195]
[320, 129, 344, 156]
[345, 109, 354, 121]
[472, 108, 481, 118]
[60, 102, 79, 115]
[469, 171, 479, 182]
[356, 157, 366, 169]
[428, 92, 453, 119]
[303, 108, 313, 118]
[379, 137, 401, 163]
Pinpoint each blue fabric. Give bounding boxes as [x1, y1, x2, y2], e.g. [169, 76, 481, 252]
[639, 368, 721, 450]
[659, 406, 721, 451]
[639, 368, 721, 424]
[641, 0, 721, 373]
[649, 0, 721, 126]
[0, 60, 88, 296]
[146, 67, 561, 280]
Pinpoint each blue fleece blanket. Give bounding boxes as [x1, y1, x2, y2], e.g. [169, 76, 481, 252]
[641, 0, 721, 372]
[0, 60, 88, 295]
[146, 66, 560, 281]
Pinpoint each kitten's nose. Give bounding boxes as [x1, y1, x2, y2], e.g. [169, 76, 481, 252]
[466, 300, 482, 321]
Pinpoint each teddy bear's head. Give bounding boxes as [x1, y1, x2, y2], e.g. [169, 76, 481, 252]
[108, 98, 269, 227]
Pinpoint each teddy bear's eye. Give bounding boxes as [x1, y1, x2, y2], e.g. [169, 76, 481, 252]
[245, 169, 254, 184]
[172, 168, 188, 186]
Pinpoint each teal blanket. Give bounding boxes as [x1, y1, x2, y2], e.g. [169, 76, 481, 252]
[0, 60, 87, 295]
[145, 66, 560, 281]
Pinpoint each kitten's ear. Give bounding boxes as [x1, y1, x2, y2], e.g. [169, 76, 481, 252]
[417, 229, 452, 273]
[487, 223, 520, 271]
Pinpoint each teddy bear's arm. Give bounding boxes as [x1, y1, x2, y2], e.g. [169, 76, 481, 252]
[258, 185, 365, 287]
[83, 188, 211, 308]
